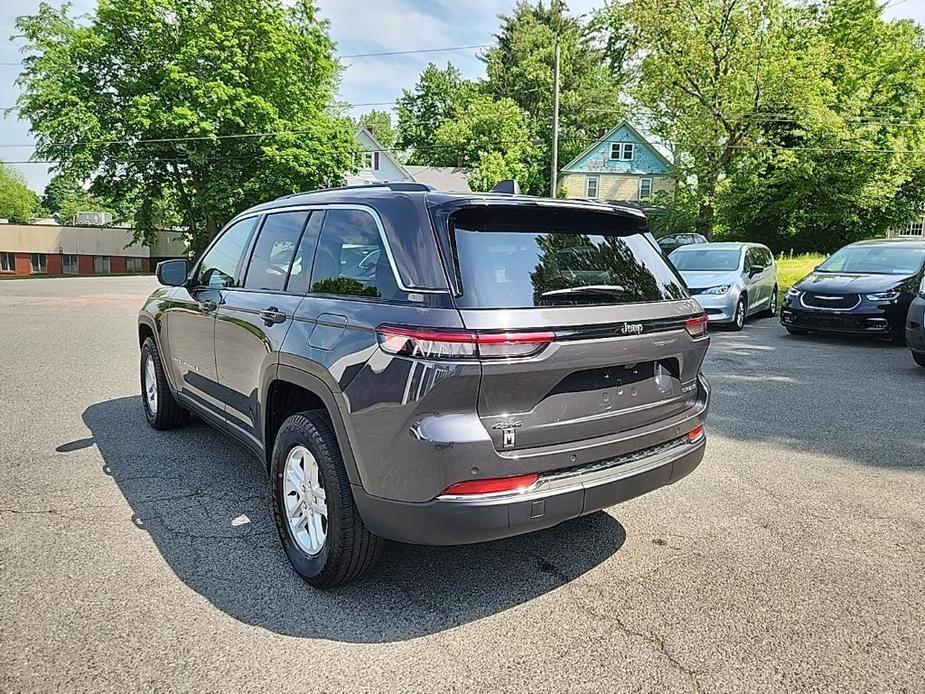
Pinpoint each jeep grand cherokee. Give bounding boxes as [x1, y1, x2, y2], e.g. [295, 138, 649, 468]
[138, 183, 711, 587]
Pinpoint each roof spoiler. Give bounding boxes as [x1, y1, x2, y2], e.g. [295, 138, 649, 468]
[490, 179, 520, 195]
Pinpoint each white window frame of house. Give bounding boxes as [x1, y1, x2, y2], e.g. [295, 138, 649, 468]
[0, 251, 13, 272]
[357, 151, 374, 170]
[126, 257, 142, 273]
[610, 142, 634, 161]
[586, 176, 599, 199]
[62, 254, 79, 274]
[31, 253, 47, 274]
[94, 255, 111, 274]
[900, 203, 925, 236]
[639, 178, 653, 200]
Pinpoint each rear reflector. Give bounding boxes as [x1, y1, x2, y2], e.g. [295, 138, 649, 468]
[442, 473, 539, 496]
[687, 424, 705, 443]
[377, 325, 553, 360]
[685, 315, 709, 339]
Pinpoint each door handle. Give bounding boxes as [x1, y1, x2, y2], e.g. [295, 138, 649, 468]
[199, 300, 218, 314]
[259, 307, 287, 326]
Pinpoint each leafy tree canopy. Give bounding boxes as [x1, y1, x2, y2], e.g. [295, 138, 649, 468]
[432, 95, 540, 191]
[0, 163, 40, 222]
[395, 63, 480, 165]
[357, 109, 395, 150]
[484, 0, 627, 187]
[15, 0, 356, 254]
[396, 1, 628, 193]
[0, 162, 39, 223]
[716, 0, 925, 252]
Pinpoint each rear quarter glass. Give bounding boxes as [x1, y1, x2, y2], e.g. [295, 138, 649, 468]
[446, 206, 689, 309]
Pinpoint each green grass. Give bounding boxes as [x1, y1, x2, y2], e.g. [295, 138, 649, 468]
[776, 253, 826, 296]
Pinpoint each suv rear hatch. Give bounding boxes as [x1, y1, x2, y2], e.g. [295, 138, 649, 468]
[432, 201, 709, 453]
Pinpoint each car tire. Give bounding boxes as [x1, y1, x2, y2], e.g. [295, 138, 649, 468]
[913, 351, 925, 368]
[728, 296, 746, 331]
[786, 327, 809, 336]
[760, 286, 778, 318]
[271, 411, 383, 588]
[140, 337, 189, 430]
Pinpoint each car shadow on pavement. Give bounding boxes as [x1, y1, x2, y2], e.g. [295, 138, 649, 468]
[77, 396, 626, 642]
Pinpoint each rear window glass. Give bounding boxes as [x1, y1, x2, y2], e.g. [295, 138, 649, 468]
[450, 208, 688, 309]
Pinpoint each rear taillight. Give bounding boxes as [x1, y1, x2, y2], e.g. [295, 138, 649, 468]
[442, 473, 539, 496]
[377, 325, 553, 360]
[685, 315, 709, 339]
[687, 424, 705, 443]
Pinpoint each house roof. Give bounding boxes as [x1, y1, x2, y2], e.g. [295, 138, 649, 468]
[355, 126, 413, 180]
[404, 165, 473, 193]
[560, 120, 673, 173]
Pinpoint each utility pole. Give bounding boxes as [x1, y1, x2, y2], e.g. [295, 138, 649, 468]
[549, 37, 560, 199]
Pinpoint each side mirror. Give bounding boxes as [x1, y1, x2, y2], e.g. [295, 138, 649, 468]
[156, 259, 189, 287]
[748, 265, 762, 278]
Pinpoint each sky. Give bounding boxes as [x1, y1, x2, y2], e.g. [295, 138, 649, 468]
[0, 0, 923, 194]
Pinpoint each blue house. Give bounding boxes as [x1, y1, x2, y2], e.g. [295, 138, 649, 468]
[559, 120, 674, 202]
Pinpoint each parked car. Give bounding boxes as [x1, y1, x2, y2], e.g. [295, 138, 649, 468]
[137, 183, 711, 587]
[669, 242, 778, 331]
[905, 279, 925, 366]
[781, 239, 925, 341]
[657, 232, 707, 254]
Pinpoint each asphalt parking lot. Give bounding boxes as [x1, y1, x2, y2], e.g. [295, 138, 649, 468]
[1, 276, 923, 693]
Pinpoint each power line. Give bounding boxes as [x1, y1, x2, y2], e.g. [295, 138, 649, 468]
[341, 44, 489, 59]
[0, 43, 491, 69]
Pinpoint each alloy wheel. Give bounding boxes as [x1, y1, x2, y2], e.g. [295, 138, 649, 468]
[143, 354, 158, 415]
[283, 445, 328, 556]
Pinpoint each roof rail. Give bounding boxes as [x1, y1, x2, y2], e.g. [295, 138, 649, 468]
[277, 182, 434, 200]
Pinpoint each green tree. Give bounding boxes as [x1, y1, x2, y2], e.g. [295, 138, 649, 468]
[484, 1, 628, 191]
[717, 0, 925, 253]
[0, 163, 39, 222]
[395, 63, 478, 164]
[358, 109, 395, 150]
[15, 0, 355, 255]
[617, 0, 820, 239]
[431, 95, 539, 191]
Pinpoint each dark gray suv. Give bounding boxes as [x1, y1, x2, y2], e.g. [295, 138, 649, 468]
[138, 183, 711, 587]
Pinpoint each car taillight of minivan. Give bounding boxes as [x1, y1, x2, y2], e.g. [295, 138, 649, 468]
[376, 325, 554, 360]
[685, 315, 709, 339]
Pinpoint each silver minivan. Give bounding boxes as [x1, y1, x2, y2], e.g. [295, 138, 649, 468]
[669, 242, 778, 330]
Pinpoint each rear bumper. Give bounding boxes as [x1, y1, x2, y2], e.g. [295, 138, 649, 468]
[353, 435, 706, 545]
[907, 297, 925, 352]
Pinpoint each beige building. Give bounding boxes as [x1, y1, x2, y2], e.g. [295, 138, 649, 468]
[0, 222, 186, 276]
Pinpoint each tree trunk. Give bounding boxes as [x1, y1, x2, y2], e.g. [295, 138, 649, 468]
[697, 174, 719, 240]
[697, 201, 715, 241]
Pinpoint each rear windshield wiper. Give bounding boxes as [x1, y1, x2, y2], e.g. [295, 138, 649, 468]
[541, 284, 626, 297]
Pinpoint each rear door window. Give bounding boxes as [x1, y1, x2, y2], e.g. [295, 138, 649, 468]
[309, 209, 398, 300]
[449, 207, 688, 309]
